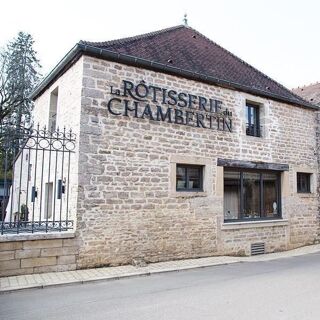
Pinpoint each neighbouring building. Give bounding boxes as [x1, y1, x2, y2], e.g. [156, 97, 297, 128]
[1, 25, 319, 276]
[292, 82, 320, 107]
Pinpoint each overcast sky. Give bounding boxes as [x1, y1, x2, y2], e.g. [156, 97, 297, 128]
[0, 0, 319, 89]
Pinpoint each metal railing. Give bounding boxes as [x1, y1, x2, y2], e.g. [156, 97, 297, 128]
[0, 122, 76, 234]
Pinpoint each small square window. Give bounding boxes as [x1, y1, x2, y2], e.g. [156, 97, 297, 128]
[297, 173, 311, 193]
[176, 164, 203, 192]
[246, 102, 260, 137]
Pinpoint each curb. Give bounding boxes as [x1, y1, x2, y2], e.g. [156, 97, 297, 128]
[0, 261, 239, 294]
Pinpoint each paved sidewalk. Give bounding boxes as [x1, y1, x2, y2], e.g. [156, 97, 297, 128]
[1, 244, 320, 293]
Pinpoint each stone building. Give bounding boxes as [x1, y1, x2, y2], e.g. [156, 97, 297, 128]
[1, 25, 319, 276]
[293, 82, 320, 107]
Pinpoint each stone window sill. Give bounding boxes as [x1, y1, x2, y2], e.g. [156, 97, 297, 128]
[243, 134, 264, 140]
[221, 219, 288, 230]
[172, 191, 208, 198]
[296, 193, 317, 198]
[0, 232, 76, 243]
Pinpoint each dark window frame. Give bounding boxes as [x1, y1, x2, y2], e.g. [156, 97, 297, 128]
[246, 102, 261, 137]
[297, 172, 311, 193]
[176, 164, 204, 192]
[224, 168, 282, 222]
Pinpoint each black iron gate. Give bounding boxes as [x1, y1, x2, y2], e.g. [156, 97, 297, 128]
[0, 122, 76, 234]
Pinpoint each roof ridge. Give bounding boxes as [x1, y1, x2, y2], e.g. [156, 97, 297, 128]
[186, 26, 306, 104]
[80, 25, 185, 47]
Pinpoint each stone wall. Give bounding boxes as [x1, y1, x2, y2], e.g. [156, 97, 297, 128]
[73, 56, 319, 268]
[0, 234, 79, 277]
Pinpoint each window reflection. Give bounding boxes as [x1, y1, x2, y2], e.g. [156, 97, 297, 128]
[263, 173, 278, 217]
[224, 169, 281, 221]
[176, 165, 203, 191]
[243, 172, 260, 219]
[176, 166, 187, 189]
[188, 167, 201, 189]
[224, 171, 240, 220]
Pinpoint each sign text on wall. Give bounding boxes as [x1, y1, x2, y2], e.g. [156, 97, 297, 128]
[106, 80, 232, 132]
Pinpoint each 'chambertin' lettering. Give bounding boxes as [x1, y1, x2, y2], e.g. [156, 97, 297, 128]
[108, 80, 232, 132]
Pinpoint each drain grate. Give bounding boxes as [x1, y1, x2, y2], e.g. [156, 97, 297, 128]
[251, 242, 265, 255]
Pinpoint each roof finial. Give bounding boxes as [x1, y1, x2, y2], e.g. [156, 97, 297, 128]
[183, 13, 188, 26]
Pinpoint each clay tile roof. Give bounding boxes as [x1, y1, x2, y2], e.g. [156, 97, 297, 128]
[292, 82, 320, 106]
[81, 25, 313, 108]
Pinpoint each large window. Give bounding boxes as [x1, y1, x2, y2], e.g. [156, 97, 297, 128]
[246, 102, 260, 137]
[176, 164, 203, 192]
[224, 169, 281, 221]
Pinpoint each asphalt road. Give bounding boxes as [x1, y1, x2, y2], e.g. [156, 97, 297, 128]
[1, 252, 320, 320]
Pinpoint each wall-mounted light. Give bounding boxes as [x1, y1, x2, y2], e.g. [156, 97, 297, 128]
[57, 179, 66, 199]
[31, 186, 38, 202]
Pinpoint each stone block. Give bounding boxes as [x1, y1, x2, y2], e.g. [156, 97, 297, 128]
[21, 257, 57, 268]
[23, 239, 63, 249]
[15, 249, 41, 259]
[57, 255, 76, 265]
[0, 251, 15, 261]
[82, 88, 104, 99]
[63, 238, 80, 247]
[0, 259, 20, 271]
[0, 242, 23, 251]
[0, 267, 34, 277]
[33, 264, 77, 274]
[40, 246, 78, 257]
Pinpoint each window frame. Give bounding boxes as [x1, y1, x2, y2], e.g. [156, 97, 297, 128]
[297, 172, 311, 193]
[176, 164, 204, 192]
[246, 102, 260, 137]
[224, 168, 282, 222]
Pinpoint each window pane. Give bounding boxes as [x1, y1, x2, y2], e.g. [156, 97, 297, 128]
[250, 107, 255, 125]
[246, 105, 257, 126]
[243, 172, 260, 219]
[297, 173, 310, 193]
[188, 167, 201, 189]
[245, 106, 249, 124]
[246, 104, 260, 137]
[176, 166, 187, 189]
[224, 171, 240, 220]
[263, 173, 279, 217]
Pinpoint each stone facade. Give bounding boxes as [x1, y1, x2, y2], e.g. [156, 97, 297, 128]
[75, 56, 318, 268]
[1, 54, 319, 275]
